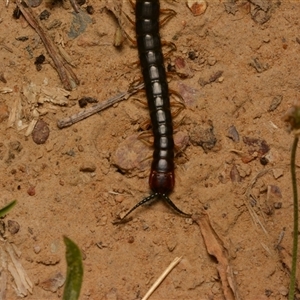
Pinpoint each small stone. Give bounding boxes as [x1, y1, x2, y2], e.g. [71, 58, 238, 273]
[186, 0, 207, 16]
[278, 286, 288, 296]
[40, 272, 65, 292]
[207, 56, 216, 66]
[127, 236, 134, 243]
[190, 121, 217, 152]
[86, 5, 94, 14]
[274, 202, 282, 209]
[166, 239, 177, 252]
[227, 125, 239, 142]
[34, 245, 41, 254]
[268, 95, 282, 112]
[115, 195, 124, 203]
[7, 220, 20, 234]
[80, 162, 96, 172]
[272, 169, 284, 179]
[32, 120, 50, 145]
[27, 186, 36, 196]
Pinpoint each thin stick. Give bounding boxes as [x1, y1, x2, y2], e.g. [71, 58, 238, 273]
[16, 0, 79, 91]
[57, 83, 144, 128]
[141, 256, 182, 300]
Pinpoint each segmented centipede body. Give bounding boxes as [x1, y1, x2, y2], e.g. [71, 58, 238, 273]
[119, 0, 191, 220]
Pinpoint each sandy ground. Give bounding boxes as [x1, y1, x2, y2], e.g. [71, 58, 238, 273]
[0, 0, 300, 299]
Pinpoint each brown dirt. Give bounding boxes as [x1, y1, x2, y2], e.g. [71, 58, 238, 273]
[0, 0, 299, 299]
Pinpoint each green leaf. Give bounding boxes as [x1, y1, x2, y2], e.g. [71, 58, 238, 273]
[63, 236, 83, 300]
[0, 200, 16, 218]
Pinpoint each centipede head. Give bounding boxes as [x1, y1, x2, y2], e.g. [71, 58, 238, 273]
[149, 169, 175, 194]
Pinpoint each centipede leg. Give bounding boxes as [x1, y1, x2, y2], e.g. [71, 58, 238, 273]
[160, 8, 177, 26]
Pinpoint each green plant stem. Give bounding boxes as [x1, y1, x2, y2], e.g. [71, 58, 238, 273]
[289, 135, 299, 300]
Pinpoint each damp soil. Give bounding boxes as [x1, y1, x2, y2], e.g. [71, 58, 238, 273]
[0, 1, 300, 299]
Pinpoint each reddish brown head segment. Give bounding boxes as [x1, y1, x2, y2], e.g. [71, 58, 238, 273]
[149, 169, 175, 195]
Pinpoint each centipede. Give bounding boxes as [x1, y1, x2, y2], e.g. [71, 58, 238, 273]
[118, 0, 191, 221]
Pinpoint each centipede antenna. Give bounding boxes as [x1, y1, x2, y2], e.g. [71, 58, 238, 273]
[161, 194, 191, 217]
[120, 193, 158, 220]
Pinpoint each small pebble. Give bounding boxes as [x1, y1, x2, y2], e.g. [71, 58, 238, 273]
[188, 51, 197, 60]
[34, 245, 41, 254]
[190, 122, 217, 152]
[166, 239, 177, 252]
[128, 236, 134, 243]
[115, 195, 124, 203]
[278, 286, 288, 296]
[274, 202, 282, 209]
[260, 157, 268, 165]
[34, 54, 45, 65]
[186, 0, 207, 16]
[272, 169, 284, 179]
[13, 7, 21, 19]
[80, 162, 96, 172]
[227, 125, 239, 142]
[40, 272, 65, 292]
[268, 95, 282, 112]
[86, 5, 94, 14]
[7, 220, 20, 234]
[27, 186, 36, 196]
[39, 10, 51, 20]
[207, 56, 217, 66]
[32, 120, 50, 145]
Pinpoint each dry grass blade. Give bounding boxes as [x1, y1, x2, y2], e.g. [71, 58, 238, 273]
[141, 256, 182, 300]
[193, 211, 240, 300]
[245, 169, 274, 235]
[0, 241, 33, 299]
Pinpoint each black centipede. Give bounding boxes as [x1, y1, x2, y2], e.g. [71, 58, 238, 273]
[118, 0, 191, 221]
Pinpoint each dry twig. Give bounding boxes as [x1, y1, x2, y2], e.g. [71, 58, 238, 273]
[57, 83, 144, 128]
[16, 0, 79, 91]
[141, 256, 182, 300]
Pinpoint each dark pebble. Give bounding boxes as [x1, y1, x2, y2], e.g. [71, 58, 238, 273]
[188, 51, 197, 60]
[16, 36, 29, 42]
[40, 10, 51, 20]
[7, 220, 20, 234]
[34, 54, 45, 65]
[13, 6, 21, 19]
[32, 120, 50, 144]
[86, 5, 94, 14]
[260, 157, 269, 165]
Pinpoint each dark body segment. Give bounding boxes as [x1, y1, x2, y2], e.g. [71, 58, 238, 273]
[136, 0, 175, 194]
[114, 0, 191, 222]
